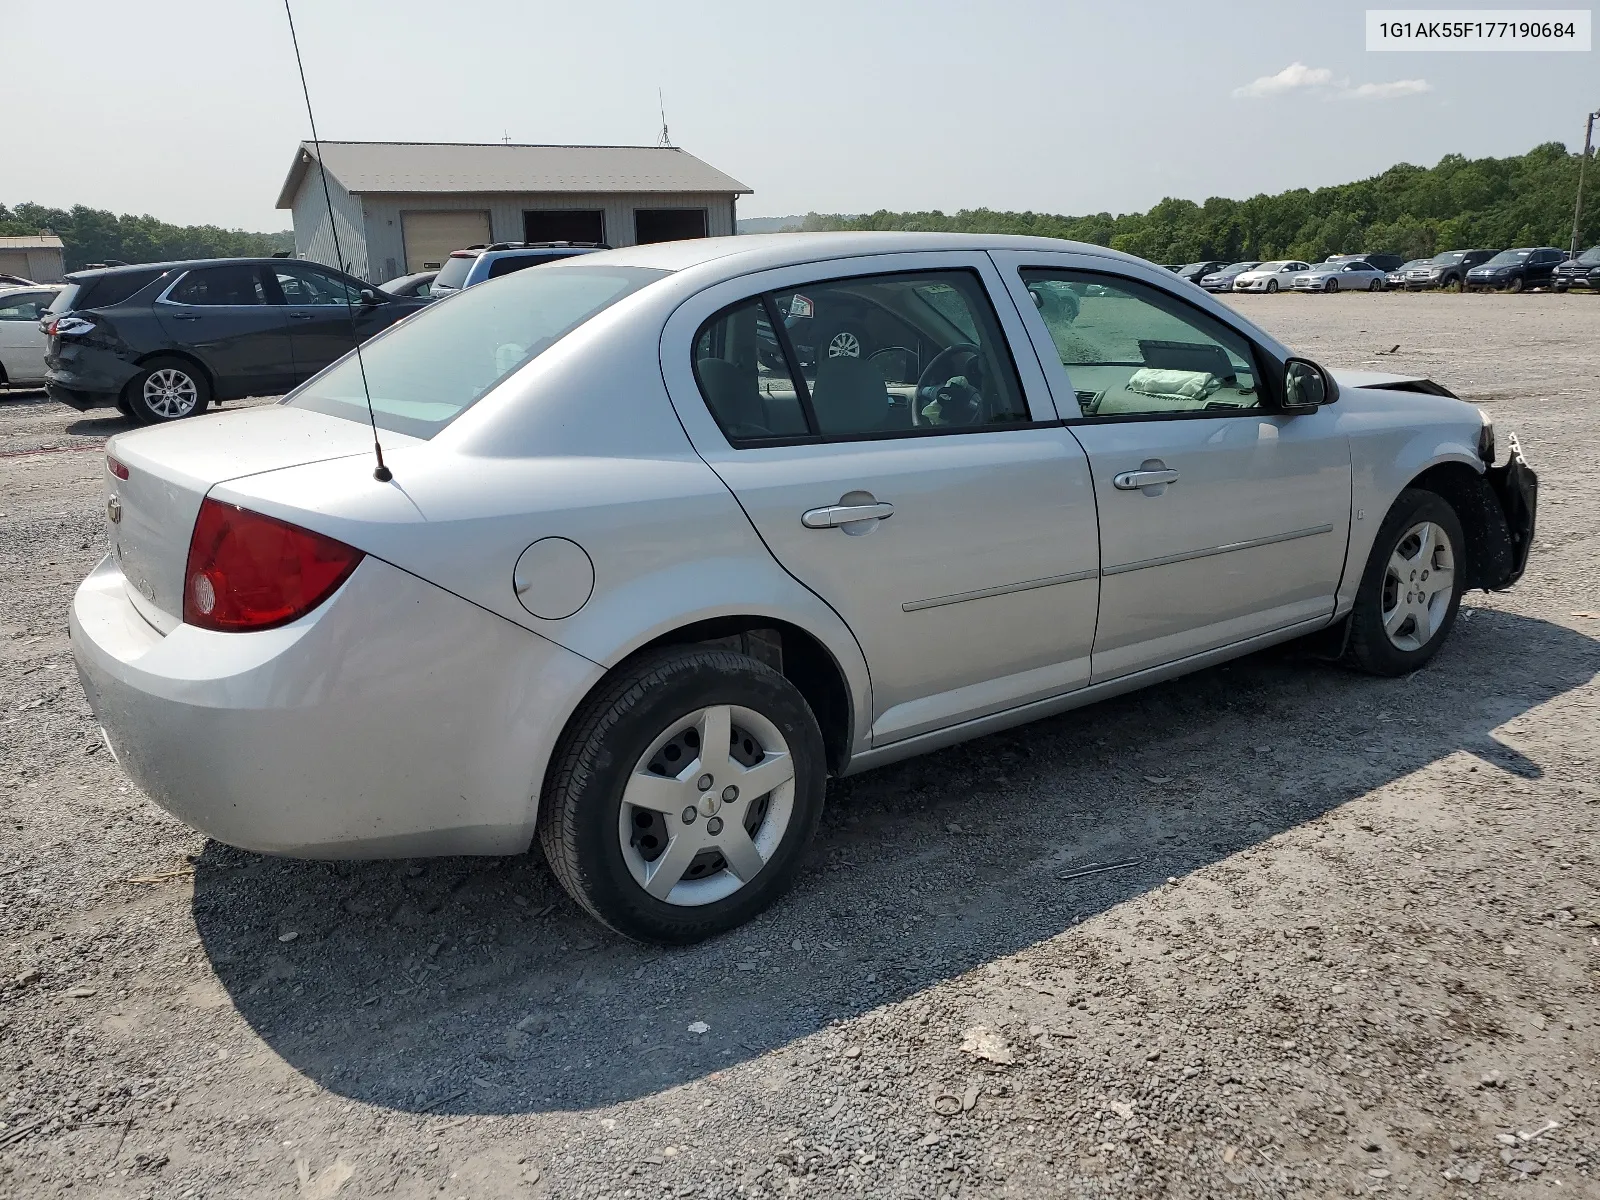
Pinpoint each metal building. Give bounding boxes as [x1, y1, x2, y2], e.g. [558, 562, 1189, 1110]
[275, 141, 751, 283]
[0, 235, 66, 284]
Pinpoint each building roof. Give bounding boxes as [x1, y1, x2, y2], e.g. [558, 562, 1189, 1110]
[276, 141, 751, 208]
[0, 235, 64, 250]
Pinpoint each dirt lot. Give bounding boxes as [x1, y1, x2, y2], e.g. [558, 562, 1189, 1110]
[1, 292, 1597, 1199]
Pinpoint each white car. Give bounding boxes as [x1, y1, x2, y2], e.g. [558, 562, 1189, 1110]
[1291, 260, 1389, 293]
[70, 233, 1537, 943]
[1231, 261, 1312, 293]
[0, 285, 60, 387]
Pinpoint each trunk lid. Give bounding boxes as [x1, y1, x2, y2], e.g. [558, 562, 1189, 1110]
[105, 405, 404, 633]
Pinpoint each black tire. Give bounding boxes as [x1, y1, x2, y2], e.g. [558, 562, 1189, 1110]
[114, 392, 135, 420]
[1344, 489, 1466, 677]
[1443, 276, 1461, 293]
[125, 356, 210, 424]
[1326, 278, 1339, 293]
[538, 646, 827, 943]
[1507, 277, 1524, 294]
[1368, 278, 1383, 291]
[1265, 279, 1278, 294]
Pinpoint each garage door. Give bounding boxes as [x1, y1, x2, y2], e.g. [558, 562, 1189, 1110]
[401, 211, 491, 273]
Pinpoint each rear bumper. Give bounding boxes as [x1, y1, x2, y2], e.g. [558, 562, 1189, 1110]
[46, 343, 141, 407]
[71, 552, 603, 858]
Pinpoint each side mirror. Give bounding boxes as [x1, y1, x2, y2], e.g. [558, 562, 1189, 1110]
[358, 287, 383, 306]
[1282, 357, 1336, 411]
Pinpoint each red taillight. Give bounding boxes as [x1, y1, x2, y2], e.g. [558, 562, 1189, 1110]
[182, 498, 363, 632]
[107, 455, 129, 479]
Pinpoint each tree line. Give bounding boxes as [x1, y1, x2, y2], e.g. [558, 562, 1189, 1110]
[0, 203, 292, 271]
[793, 142, 1595, 263]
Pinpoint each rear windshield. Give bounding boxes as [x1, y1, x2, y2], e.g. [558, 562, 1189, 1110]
[432, 254, 478, 291]
[285, 265, 666, 438]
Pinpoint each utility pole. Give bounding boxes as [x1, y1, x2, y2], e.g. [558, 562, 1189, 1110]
[1573, 108, 1600, 257]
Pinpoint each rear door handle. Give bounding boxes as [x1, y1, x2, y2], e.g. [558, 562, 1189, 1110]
[169, 313, 201, 321]
[802, 502, 894, 529]
[1113, 469, 1180, 490]
[288, 311, 315, 321]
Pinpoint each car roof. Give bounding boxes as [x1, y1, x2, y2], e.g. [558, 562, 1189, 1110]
[64, 258, 303, 281]
[583, 231, 1161, 277]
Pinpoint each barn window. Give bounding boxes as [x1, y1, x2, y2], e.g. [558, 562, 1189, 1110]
[523, 210, 606, 245]
[634, 208, 708, 244]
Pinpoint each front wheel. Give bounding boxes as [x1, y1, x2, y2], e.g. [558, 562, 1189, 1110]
[1326, 278, 1339, 293]
[1507, 277, 1525, 294]
[126, 357, 210, 423]
[538, 646, 827, 943]
[1265, 279, 1279, 294]
[1344, 489, 1465, 676]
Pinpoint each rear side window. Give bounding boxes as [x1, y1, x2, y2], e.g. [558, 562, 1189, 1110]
[61, 269, 163, 311]
[165, 266, 267, 306]
[432, 254, 477, 290]
[486, 253, 574, 280]
[285, 264, 665, 438]
[692, 269, 1030, 444]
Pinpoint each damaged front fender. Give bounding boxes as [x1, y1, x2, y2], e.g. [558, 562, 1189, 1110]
[1481, 432, 1538, 590]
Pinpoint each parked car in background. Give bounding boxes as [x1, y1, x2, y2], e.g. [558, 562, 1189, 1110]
[43, 259, 430, 423]
[1465, 247, 1567, 293]
[1172, 260, 1230, 285]
[0, 272, 38, 288]
[1198, 261, 1261, 292]
[0, 285, 61, 388]
[1388, 259, 1430, 288]
[378, 269, 438, 299]
[1232, 261, 1312, 293]
[1327, 253, 1404, 274]
[1552, 246, 1600, 293]
[428, 241, 610, 297]
[70, 233, 1536, 943]
[1404, 249, 1500, 291]
[1292, 260, 1389, 293]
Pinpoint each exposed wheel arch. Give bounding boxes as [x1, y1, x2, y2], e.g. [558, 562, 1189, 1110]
[1401, 461, 1516, 592]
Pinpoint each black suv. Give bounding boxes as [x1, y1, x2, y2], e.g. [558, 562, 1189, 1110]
[43, 258, 429, 423]
[1553, 246, 1600, 292]
[1464, 247, 1568, 293]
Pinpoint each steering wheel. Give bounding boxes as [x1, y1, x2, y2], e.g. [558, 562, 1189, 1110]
[914, 343, 985, 427]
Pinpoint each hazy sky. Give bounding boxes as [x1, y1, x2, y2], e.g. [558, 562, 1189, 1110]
[7, 0, 1595, 231]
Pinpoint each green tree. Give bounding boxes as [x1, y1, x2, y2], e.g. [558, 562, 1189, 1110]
[0, 203, 292, 271]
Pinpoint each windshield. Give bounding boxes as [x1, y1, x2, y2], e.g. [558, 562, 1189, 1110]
[1222, 261, 1258, 272]
[1253, 261, 1288, 272]
[285, 265, 666, 438]
[1576, 247, 1600, 265]
[1178, 262, 1209, 273]
[432, 254, 477, 291]
[1485, 250, 1531, 266]
[1399, 260, 1429, 270]
[1430, 252, 1466, 265]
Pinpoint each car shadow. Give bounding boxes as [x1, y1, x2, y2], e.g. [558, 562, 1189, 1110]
[190, 608, 1597, 1115]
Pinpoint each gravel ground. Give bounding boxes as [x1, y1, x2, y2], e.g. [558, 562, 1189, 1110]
[1, 292, 1597, 1199]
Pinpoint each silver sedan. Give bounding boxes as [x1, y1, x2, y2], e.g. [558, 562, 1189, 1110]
[71, 233, 1538, 943]
[1291, 260, 1390, 292]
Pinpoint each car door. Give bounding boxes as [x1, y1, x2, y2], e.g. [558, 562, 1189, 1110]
[0, 289, 53, 384]
[660, 252, 1101, 746]
[271, 263, 400, 381]
[154, 265, 295, 396]
[994, 252, 1351, 682]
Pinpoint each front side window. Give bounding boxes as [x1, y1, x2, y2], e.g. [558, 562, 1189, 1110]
[691, 269, 1029, 444]
[275, 265, 363, 306]
[1020, 269, 1262, 418]
[165, 266, 267, 306]
[285, 264, 665, 438]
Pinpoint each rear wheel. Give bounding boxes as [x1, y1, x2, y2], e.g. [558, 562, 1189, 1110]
[538, 646, 827, 943]
[1344, 489, 1465, 677]
[126, 357, 209, 424]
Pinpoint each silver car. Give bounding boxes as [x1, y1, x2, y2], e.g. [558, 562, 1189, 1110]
[1291, 260, 1389, 292]
[71, 233, 1538, 943]
[1230, 261, 1312, 293]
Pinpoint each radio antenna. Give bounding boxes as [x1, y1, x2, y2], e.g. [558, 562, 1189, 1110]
[657, 89, 673, 148]
[283, 0, 391, 483]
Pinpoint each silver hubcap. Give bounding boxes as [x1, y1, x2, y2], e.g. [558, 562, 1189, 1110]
[618, 704, 796, 906]
[142, 368, 198, 418]
[827, 330, 861, 358]
[1381, 521, 1455, 651]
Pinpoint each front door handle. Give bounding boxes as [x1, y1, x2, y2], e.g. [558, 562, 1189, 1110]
[801, 501, 894, 529]
[288, 311, 316, 321]
[1113, 468, 1180, 490]
[169, 313, 201, 321]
